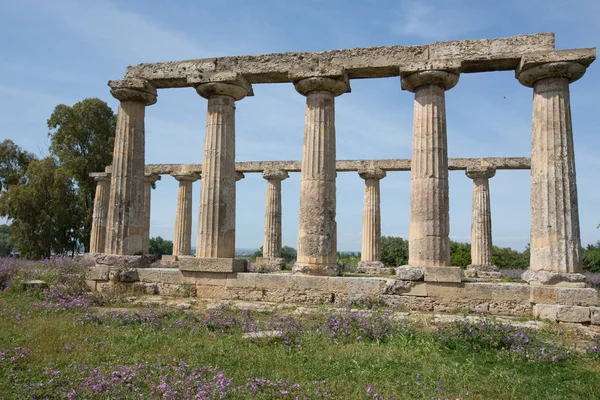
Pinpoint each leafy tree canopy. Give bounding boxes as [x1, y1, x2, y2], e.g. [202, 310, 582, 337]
[0, 157, 80, 259]
[149, 236, 173, 258]
[0, 139, 36, 191]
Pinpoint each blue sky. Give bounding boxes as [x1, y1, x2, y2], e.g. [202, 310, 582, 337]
[0, 0, 598, 252]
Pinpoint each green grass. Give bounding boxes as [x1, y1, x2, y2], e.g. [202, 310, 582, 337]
[1, 293, 600, 399]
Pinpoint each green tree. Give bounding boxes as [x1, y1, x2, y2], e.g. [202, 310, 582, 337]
[149, 236, 173, 257]
[583, 241, 600, 272]
[281, 246, 297, 264]
[0, 139, 35, 191]
[450, 240, 471, 267]
[381, 236, 409, 267]
[492, 245, 530, 269]
[0, 224, 13, 257]
[47, 98, 116, 251]
[0, 157, 80, 259]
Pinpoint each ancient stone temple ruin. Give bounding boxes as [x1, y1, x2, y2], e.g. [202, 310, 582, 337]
[86, 33, 600, 324]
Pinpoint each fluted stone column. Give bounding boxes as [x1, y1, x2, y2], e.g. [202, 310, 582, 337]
[357, 168, 386, 274]
[105, 79, 156, 255]
[193, 74, 252, 271]
[143, 173, 161, 254]
[89, 173, 110, 253]
[292, 75, 350, 276]
[517, 61, 588, 274]
[257, 169, 289, 267]
[401, 70, 458, 269]
[465, 167, 499, 279]
[172, 173, 200, 257]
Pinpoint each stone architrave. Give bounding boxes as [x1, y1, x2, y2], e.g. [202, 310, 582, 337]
[357, 168, 386, 274]
[258, 169, 289, 265]
[517, 60, 589, 273]
[105, 79, 157, 255]
[89, 173, 110, 253]
[292, 74, 350, 276]
[401, 70, 459, 267]
[143, 173, 161, 254]
[172, 173, 200, 256]
[194, 74, 252, 269]
[465, 167, 499, 278]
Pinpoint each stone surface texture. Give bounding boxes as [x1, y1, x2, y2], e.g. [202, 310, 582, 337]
[124, 34, 555, 87]
[195, 77, 250, 259]
[172, 173, 200, 256]
[357, 261, 384, 274]
[143, 174, 160, 254]
[262, 169, 288, 259]
[397, 266, 425, 281]
[89, 173, 110, 253]
[465, 167, 496, 271]
[517, 61, 588, 273]
[293, 75, 349, 276]
[358, 168, 386, 265]
[105, 80, 156, 255]
[403, 70, 458, 267]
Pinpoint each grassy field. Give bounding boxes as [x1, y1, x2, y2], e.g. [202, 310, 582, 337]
[1, 257, 600, 399]
[2, 292, 600, 399]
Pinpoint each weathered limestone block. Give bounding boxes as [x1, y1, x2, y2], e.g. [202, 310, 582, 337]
[357, 261, 384, 274]
[396, 266, 424, 281]
[402, 70, 458, 267]
[225, 273, 256, 288]
[179, 257, 247, 273]
[386, 280, 428, 297]
[292, 275, 329, 291]
[557, 305, 590, 323]
[91, 254, 152, 268]
[293, 75, 349, 276]
[530, 286, 558, 304]
[533, 304, 558, 321]
[423, 266, 462, 283]
[160, 269, 184, 285]
[86, 266, 110, 281]
[522, 270, 586, 285]
[254, 273, 293, 290]
[137, 268, 161, 282]
[328, 277, 385, 296]
[517, 60, 591, 273]
[105, 79, 156, 255]
[108, 268, 139, 283]
[491, 283, 530, 304]
[556, 288, 598, 306]
[425, 282, 464, 300]
[591, 307, 600, 325]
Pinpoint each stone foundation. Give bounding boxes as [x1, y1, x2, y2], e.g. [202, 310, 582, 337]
[84, 265, 600, 322]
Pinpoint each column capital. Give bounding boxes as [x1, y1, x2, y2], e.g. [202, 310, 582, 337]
[90, 172, 111, 182]
[171, 172, 200, 182]
[108, 78, 157, 105]
[401, 70, 459, 92]
[516, 61, 587, 88]
[262, 169, 289, 181]
[235, 171, 245, 181]
[143, 173, 161, 184]
[358, 168, 386, 180]
[192, 72, 253, 100]
[293, 75, 350, 97]
[465, 166, 496, 180]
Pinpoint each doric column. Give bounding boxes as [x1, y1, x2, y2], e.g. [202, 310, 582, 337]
[261, 169, 289, 261]
[143, 173, 161, 254]
[89, 173, 110, 253]
[465, 167, 497, 274]
[517, 60, 590, 273]
[172, 173, 200, 256]
[357, 168, 386, 274]
[105, 79, 156, 255]
[193, 74, 252, 266]
[292, 74, 350, 276]
[401, 70, 459, 267]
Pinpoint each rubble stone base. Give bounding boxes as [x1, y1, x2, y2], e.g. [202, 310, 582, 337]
[357, 261, 384, 274]
[82, 266, 600, 321]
